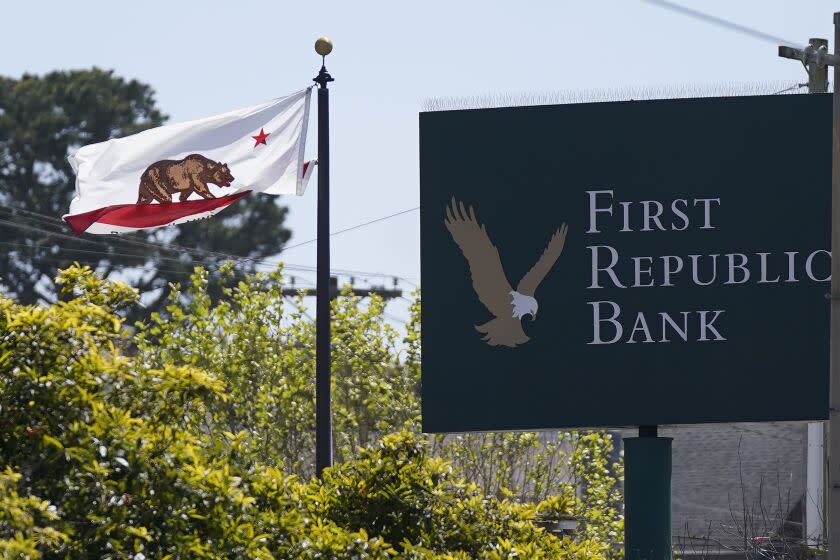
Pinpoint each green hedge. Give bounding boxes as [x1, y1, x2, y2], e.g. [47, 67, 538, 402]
[0, 265, 609, 559]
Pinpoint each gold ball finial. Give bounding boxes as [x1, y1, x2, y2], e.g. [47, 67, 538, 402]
[315, 37, 333, 57]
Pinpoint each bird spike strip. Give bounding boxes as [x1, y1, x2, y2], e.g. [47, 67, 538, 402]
[422, 80, 828, 112]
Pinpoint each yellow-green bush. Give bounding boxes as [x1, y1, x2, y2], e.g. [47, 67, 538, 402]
[0, 468, 67, 559]
[0, 265, 610, 559]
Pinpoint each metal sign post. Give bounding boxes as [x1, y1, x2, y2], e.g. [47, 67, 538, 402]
[625, 426, 672, 560]
[313, 36, 334, 478]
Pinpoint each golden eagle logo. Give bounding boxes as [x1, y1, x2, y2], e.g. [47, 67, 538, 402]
[445, 198, 568, 348]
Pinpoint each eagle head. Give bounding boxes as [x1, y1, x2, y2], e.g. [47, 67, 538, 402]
[509, 290, 538, 320]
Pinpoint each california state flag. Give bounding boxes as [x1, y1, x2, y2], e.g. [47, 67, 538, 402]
[64, 88, 312, 234]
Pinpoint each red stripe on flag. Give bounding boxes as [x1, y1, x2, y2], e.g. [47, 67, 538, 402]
[64, 191, 251, 234]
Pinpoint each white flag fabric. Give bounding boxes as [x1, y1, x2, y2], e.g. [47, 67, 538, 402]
[64, 88, 312, 235]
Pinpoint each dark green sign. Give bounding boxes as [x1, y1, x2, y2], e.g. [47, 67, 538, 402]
[420, 94, 831, 432]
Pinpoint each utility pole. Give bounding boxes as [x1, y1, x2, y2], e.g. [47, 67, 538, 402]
[780, 36, 830, 548]
[282, 276, 403, 300]
[780, 39, 830, 93]
[831, 19, 840, 560]
[810, 38, 830, 93]
[780, 24, 840, 559]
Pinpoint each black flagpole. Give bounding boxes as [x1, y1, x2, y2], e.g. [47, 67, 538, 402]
[313, 37, 334, 478]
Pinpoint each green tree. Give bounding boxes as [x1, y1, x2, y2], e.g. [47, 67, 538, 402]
[135, 262, 623, 555]
[0, 264, 606, 559]
[0, 68, 291, 313]
[0, 468, 67, 559]
[135, 264, 420, 476]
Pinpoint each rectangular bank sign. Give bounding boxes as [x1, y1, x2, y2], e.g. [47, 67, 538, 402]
[420, 94, 831, 432]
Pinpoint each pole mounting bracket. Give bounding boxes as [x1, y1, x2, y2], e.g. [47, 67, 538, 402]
[780, 44, 840, 68]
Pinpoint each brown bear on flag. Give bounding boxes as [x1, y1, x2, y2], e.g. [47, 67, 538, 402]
[136, 154, 235, 204]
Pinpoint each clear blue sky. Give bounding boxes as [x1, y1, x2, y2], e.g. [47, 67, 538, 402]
[2, 0, 837, 320]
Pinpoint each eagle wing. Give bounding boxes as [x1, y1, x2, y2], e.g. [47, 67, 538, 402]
[516, 223, 568, 296]
[444, 198, 513, 319]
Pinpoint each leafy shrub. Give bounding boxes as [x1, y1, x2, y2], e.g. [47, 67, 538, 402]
[0, 468, 67, 559]
[134, 264, 419, 475]
[0, 265, 610, 559]
[310, 431, 606, 559]
[134, 266, 622, 534]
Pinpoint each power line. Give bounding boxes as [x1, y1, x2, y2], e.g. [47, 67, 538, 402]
[280, 275, 403, 301]
[0, 207, 255, 265]
[323, 267, 419, 287]
[280, 206, 419, 253]
[3, 244, 318, 295]
[2, 203, 421, 285]
[0, 207, 292, 270]
[6, 204, 420, 273]
[0, 240, 198, 270]
[0, 217, 119, 248]
[772, 83, 808, 95]
[283, 295, 314, 322]
[0, 208, 210, 258]
[640, 0, 801, 48]
[1, 240, 273, 281]
[0, 228, 269, 281]
[394, 276, 419, 289]
[0, 210, 418, 283]
[3, 253, 189, 278]
[383, 311, 408, 325]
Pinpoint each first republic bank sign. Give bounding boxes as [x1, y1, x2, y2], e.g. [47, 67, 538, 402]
[584, 188, 829, 345]
[420, 93, 831, 433]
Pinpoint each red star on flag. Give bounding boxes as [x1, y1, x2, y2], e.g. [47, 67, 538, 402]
[252, 128, 270, 147]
